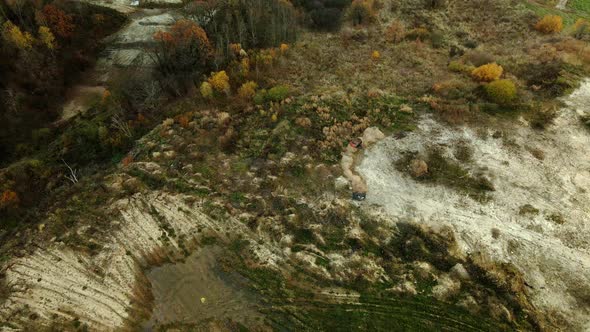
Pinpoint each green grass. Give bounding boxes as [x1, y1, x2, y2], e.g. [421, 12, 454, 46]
[522, 0, 590, 26]
[570, 0, 590, 16]
[395, 149, 495, 202]
[271, 294, 511, 332]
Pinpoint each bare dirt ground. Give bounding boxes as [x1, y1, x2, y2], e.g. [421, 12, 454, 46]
[358, 80, 590, 331]
[142, 246, 263, 329]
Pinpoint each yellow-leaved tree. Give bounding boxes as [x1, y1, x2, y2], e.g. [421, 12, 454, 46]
[238, 81, 258, 100]
[535, 15, 563, 34]
[2, 21, 34, 49]
[208, 71, 230, 95]
[38, 26, 56, 49]
[471, 63, 503, 82]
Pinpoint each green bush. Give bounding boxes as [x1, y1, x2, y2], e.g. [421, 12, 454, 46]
[485, 80, 517, 105]
[266, 85, 291, 102]
[448, 61, 474, 74]
[252, 85, 290, 104]
[254, 89, 267, 105]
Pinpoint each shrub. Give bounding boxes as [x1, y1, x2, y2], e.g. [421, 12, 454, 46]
[341, 26, 369, 42]
[208, 71, 230, 95]
[432, 80, 469, 99]
[405, 27, 430, 41]
[371, 50, 380, 60]
[430, 32, 444, 48]
[238, 81, 258, 100]
[385, 20, 405, 43]
[448, 61, 474, 74]
[535, 15, 563, 34]
[280, 43, 289, 54]
[200, 81, 213, 99]
[266, 85, 290, 102]
[464, 50, 495, 67]
[573, 19, 589, 39]
[152, 20, 213, 95]
[254, 89, 267, 104]
[348, 0, 376, 26]
[0, 190, 19, 209]
[121, 155, 134, 166]
[485, 79, 517, 105]
[471, 63, 503, 82]
[517, 61, 568, 97]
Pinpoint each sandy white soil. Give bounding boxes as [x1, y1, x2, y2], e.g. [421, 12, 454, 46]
[0, 192, 283, 331]
[358, 81, 590, 331]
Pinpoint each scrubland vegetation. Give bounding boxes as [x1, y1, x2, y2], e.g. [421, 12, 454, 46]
[2, 0, 590, 330]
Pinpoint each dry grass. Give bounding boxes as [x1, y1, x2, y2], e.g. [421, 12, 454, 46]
[268, 0, 588, 115]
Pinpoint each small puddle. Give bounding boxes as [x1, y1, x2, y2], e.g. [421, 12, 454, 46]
[142, 246, 263, 330]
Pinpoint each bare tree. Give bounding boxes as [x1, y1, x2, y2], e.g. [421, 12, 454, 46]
[62, 159, 79, 184]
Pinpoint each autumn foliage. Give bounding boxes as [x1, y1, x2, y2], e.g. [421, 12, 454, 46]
[153, 20, 213, 94]
[0, 190, 20, 208]
[238, 81, 258, 100]
[485, 79, 517, 105]
[42, 4, 75, 39]
[471, 63, 503, 82]
[38, 26, 56, 49]
[535, 15, 563, 34]
[154, 19, 211, 51]
[386, 20, 406, 43]
[208, 71, 230, 95]
[2, 21, 34, 49]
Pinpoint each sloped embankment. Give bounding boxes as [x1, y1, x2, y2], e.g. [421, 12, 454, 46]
[0, 191, 282, 330]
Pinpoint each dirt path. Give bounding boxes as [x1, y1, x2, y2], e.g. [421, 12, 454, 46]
[358, 80, 590, 331]
[59, 1, 181, 121]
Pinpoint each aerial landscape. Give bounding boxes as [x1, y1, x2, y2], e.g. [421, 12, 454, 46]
[0, 0, 590, 330]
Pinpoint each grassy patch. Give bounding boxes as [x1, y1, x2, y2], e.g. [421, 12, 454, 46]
[570, 0, 590, 16]
[396, 149, 494, 201]
[523, 1, 589, 25]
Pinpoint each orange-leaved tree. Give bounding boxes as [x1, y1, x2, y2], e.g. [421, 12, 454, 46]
[42, 4, 75, 39]
[38, 26, 56, 49]
[0, 190, 20, 209]
[152, 19, 213, 94]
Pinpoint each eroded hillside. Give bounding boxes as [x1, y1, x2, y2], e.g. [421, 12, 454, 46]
[1, 0, 590, 331]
